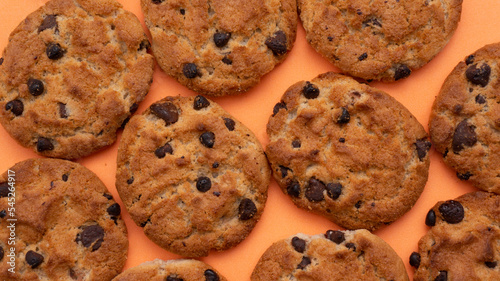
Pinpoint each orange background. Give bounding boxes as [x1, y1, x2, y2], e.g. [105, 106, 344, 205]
[0, 0, 498, 279]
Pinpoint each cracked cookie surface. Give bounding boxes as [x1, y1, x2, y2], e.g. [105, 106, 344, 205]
[298, 0, 462, 81]
[116, 95, 270, 257]
[266, 72, 430, 230]
[0, 0, 154, 159]
[141, 0, 297, 96]
[0, 158, 128, 281]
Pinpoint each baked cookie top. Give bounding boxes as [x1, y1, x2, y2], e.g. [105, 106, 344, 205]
[112, 259, 227, 281]
[298, 0, 462, 81]
[0, 158, 128, 281]
[429, 43, 500, 194]
[116, 95, 270, 257]
[0, 0, 154, 159]
[411, 191, 500, 281]
[141, 0, 297, 96]
[266, 72, 431, 231]
[251, 229, 409, 280]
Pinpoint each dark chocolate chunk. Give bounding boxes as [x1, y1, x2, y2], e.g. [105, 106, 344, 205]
[37, 137, 54, 152]
[345, 242, 356, 251]
[465, 55, 475, 65]
[62, 174, 69, 182]
[180, 8, 185, 15]
[415, 139, 432, 161]
[138, 40, 151, 51]
[425, 209, 436, 226]
[166, 276, 183, 281]
[76, 224, 105, 251]
[129, 103, 139, 114]
[5, 99, 24, 116]
[327, 36, 333, 41]
[150, 102, 179, 126]
[355, 201, 362, 209]
[394, 64, 411, 80]
[438, 200, 464, 224]
[107, 203, 121, 216]
[0, 245, 3, 261]
[409, 252, 421, 268]
[339, 138, 345, 143]
[297, 256, 311, 270]
[279, 165, 291, 178]
[286, 180, 301, 197]
[127, 177, 134, 185]
[214, 32, 231, 48]
[196, 176, 212, 192]
[204, 269, 219, 281]
[305, 178, 325, 202]
[182, 63, 198, 79]
[58, 103, 68, 118]
[265, 30, 287, 56]
[25, 250, 44, 268]
[223, 117, 235, 131]
[46, 43, 65, 60]
[326, 182, 342, 200]
[292, 140, 301, 148]
[200, 132, 215, 148]
[212, 162, 219, 168]
[155, 143, 173, 158]
[452, 119, 477, 153]
[485, 261, 497, 268]
[302, 82, 320, 99]
[222, 56, 232, 65]
[0, 182, 10, 197]
[475, 94, 486, 104]
[272, 101, 287, 116]
[325, 230, 345, 244]
[291, 237, 307, 253]
[152, 0, 165, 4]
[358, 53, 368, 61]
[38, 15, 58, 33]
[27, 78, 44, 96]
[435, 271, 447, 281]
[0, 210, 6, 218]
[193, 95, 210, 110]
[456, 171, 472, 180]
[337, 107, 350, 124]
[466, 63, 491, 87]
[238, 198, 257, 220]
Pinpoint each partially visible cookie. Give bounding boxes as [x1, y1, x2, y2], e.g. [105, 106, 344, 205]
[141, 0, 297, 96]
[411, 191, 500, 280]
[116, 95, 270, 257]
[266, 72, 431, 230]
[0, 0, 154, 159]
[0, 158, 128, 280]
[298, 0, 462, 81]
[112, 259, 227, 281]
[251, 229, 409, 280]
[429, 43, 500, 194]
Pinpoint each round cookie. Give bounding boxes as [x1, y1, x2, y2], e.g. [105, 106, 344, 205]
[429, 43, 500, 194]
[0, 0, 154, 159]
[411, 191, 500, 280]
[298, 0, 462, 81]
[112, 259, 227, 281]
[251, 229, 409, 280]
[116, 95, 270, 257]
[0, 158, 128, 280]
[266, 72, 431, 230]
[141, 0, 297, 96]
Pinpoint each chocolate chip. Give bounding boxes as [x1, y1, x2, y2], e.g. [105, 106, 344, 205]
[326, 182, 342, 200]
[150, 102, 179, 126]
[76, 224, 105, 251]
[394, 64, 411, 80]
[180, 8, 185, 15]
[425, 209, 436, 226]
[297, 256, 311, 270]
[279, 165, 291, 178]
[223, 117, 235, 131]
[25, 250, 44, 268]
[166, 276, 183, 281]
[27, 78, 44, 96]
[126, 177, 134, 185]
[193, 95, 210, 110]
[302, 82, 320, 99]
[152, 0, 165, 4]
[182, 63, 198, 78]
[107, 203, 121, 216]
[0, 210, 6, 218]
[286, 180, 301, 197]
[292, 140, 301, 148]
[438, 200, 464, 224]
[325, 230, 345, 244]
[37, 137, 54, 152]
[212, 162, 219, 168]
[475, 94, 486, 104]
[305, 178, 325, 202]
[46, 43, 65, 60]
[204, 269, 219, 281]
[155, 143, 173, 158]
[272, 101, 287, 116]
[485, 261, 497, 268]
[138, 40, 150, 51]
[214, 32, 231, 48]
[103, 193, 113, 200]
[38, 15, 58, 33]
[5, 99, 24, 116]
[0, 182, 10, 197]
[435, 271, 447, 281]
[69, 268, 78, 279]
[196, 176, 211, 192]
[327, 36, 333, 41]
[452, 119, 477, 153]
[345, 243, 356, 251]
[456, 171, 472, 180]
[466, 63, 491, 87]
[415, 139, 432, 161]
[291, 237, 306, 253]
[465, 55, 475, 65]
[222, 56, 232, 65]
[200, 132, 215, 148]
[362, 18, 382, 28]
[358, 53, 368, 61]
[0, 246, 3, 261]
[0, 57, 3, 65]
[409, 252, 421, 268]
[339, 138, 345, 143]
[265, 30, 287, 56]
[337, 107, 350, 124]
[62, 174, 69, 181]
[58, 103, 68, 118]
[238, 198, 257, 220]
[355, 201, 362, 208]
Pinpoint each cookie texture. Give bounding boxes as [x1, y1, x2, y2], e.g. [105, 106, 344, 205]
[141, 0, 297, 96]
[298, 0, 462, 81]
[0, 158, 128, 281]
[116, 95, 270, 257]
[112, 259, 227, 281]
[251, 229, 409, 280]
[0, 0, 154, 159]
[412, 191, 500, 280]
[266, 72, 430, 230]
[429, 43, 500, 194]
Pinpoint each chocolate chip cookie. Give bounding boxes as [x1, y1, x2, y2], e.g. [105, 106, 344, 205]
[0, 0, 154, 159]
[411, 191, 500, 280]
[116, 95, 270, 257]
[251, 229, 409, 280]
[0, 158, 128, 280]
[141, 0, 297, 96]
[429, 43, 500, 194]
[266, 72, 431, 230]
[112, 259, 227, 281]
[298, 0, 462, 81]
